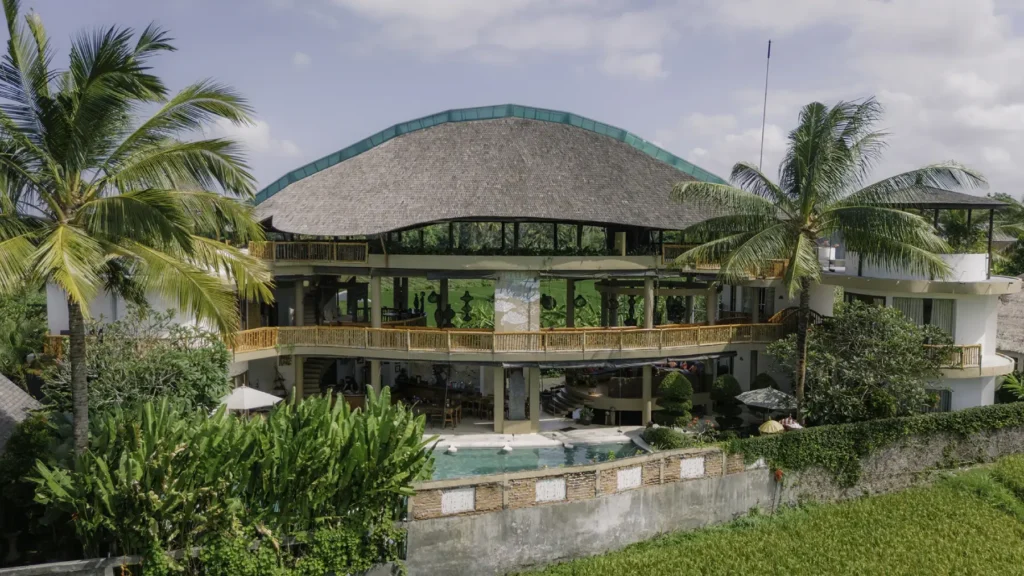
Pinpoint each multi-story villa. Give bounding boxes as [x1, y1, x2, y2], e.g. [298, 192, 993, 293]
[46, 105, 1020, 432]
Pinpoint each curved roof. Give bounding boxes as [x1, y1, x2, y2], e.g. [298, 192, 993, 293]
[255, 104, 725, 237]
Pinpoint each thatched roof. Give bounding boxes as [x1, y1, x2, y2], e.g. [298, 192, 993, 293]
[880, 185, 1006, 210]
[255, 105, 726, 237]
[0, 373, 41, 453]
[999, 284, 1024, 354]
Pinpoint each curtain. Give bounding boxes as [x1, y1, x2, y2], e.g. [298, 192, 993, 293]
[930, 299, 955, 337]
[893, 297, 925, 326]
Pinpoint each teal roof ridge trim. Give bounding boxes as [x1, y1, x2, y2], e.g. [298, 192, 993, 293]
[253, 104, 727, 205]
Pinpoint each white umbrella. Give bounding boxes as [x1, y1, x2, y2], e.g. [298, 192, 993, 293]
[220, 386, 283, 412]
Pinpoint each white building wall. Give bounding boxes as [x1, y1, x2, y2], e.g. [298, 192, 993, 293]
[946, 376, 997, 411]
[46, 284, 205, 334]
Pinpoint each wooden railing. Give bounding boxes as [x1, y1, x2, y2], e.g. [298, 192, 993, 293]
[248, 241, 368, 264]
[927, 343, 983, 369]
[661, 244, 787, 278]
[230, 323, 786, 355]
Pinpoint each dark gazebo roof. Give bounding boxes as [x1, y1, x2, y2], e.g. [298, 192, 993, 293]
[0, 373, 40, 453]
[880, 185, 1006, 210]
[254, 105, 726, 237]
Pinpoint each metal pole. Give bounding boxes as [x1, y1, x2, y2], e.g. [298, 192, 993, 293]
[759, 40, 772, 171]
[988, 209, 995, 279]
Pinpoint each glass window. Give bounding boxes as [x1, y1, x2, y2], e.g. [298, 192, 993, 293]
[844, 292, 885, 306]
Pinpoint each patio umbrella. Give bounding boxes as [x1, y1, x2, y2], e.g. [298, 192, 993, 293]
[220, 386, 283, 412]
[736, 388, 798, 412]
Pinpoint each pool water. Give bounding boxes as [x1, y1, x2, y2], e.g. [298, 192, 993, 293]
[431, 442, 642, 480]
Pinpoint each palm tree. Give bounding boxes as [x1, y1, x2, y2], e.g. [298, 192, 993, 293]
[672, 99, 983, 416]
[0, 0, 273, 453]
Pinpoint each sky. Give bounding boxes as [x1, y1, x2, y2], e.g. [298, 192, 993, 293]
[24, 0, 1024, 198]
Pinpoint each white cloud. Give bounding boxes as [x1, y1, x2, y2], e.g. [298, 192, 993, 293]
[292, 51, 312, 68]
[601, 52, 667, 80]
[211, 118, 301, 159]
[317, 0, 675, 79]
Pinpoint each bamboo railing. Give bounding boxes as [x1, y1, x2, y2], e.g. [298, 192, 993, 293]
[661, 244, 788, 278]
[926, 343, 983, 370]
[248, 241, 368, 263]
[230, 323, 788, 355]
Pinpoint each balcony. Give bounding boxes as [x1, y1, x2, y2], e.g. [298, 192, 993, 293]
[248, 241, 368, 264]
[828, 252, 990, 283]
[230, 323, 785, 362]
[661, 244, 788, 278]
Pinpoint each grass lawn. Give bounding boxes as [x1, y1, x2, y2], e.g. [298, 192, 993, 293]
[521, 457, 1024, 575]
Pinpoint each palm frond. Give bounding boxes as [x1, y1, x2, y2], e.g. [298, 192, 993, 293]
[717, 223, 795, 284]
[849, 163, 987, 206]
[33, 224, 103, 308]
[729, 161, 795, 215]
[850, 237, 951, 280]
[0, 230, 34, 294]
[672, 181, 778, 219]
[118, 240, 241, 334]
[184, 235, 274, 304]
[174, 189, 265, 242]
[75, 188, 192, 246]
[824, 206, 949, 254]
[780, 233, 821, 297]
[102, 138, 255, 198]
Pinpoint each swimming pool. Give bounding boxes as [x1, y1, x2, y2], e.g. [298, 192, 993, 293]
[430, 442, 643, 480]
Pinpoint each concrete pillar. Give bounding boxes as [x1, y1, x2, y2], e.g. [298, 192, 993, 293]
[643, 277, 654, 329]
[401, 277, 410, 310]
[642, 365, 653, 425]
[294, 355, 304, 400]
[493, 272, 541, 332]
[370, 276, 382, 329]
[706, 286, 717, 325]
[492, 367, 505, 433]
[566, 279, 576, 328]
[686, 295, 696, 324]
[293, 281, 304, 327]
[609, 294, 619, 327]
[392, 277, 401, 311]
[369, 360, 381, 394]
[529, 367, 541, 430]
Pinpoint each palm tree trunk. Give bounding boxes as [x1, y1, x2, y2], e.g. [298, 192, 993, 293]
[68, 299, 89, 455]
[794, 277, 812, 422]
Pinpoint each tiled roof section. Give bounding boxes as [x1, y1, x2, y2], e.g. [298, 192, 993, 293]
[256, 115, 728, 237]
[0, 372, 42, 453]
[880, 186, 1007, 209]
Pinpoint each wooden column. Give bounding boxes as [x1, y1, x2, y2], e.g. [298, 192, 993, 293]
[751, 288, 761, 323]
[643, 277, 655, 329]
[370, 359, 381, 394]
[439, 278, 449, 327]
[642, 365, 653, 425]
[529, 367, 541, 432]
[705, 286, 717, 326]
[294, 355, 304, 400]
[566, 279, 576, 328]
[370, 276, 382, 329]
[686, 295, 696, 324]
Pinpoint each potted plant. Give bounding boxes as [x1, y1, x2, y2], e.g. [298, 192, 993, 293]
[578, 406, 594, 426]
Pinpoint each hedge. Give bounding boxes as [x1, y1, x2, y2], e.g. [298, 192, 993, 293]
[728, 402, 1024, 486]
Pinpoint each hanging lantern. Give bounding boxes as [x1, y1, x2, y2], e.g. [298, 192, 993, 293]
[574, 294, 587, 309]
[427, 291, 439, 304]
[541, 294, 557, 310]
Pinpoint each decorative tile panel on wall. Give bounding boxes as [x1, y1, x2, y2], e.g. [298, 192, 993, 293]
[680, 457, 705, 479]
[535, 478, 567, 503]
[617, 466, 642, 490]
[441, 487, 476, 515]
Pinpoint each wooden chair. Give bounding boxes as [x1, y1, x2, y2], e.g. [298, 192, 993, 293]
[443, 406, 458, 429]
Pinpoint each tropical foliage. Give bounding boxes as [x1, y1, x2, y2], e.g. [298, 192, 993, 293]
[642, 425, 691, 450]
[43, 306, 231, 414]
[0, 285, 46, 385]
[30, 389, 432, 573]
[767, 301, 952, 425]
[671, 98, 981, 415]
[0, 0, 273, 452]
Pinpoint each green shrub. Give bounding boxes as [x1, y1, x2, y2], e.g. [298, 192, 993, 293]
[31, 388, 432, 572]
[729, 402, 1024, 486]
[711, 375, 743, 429]
[643, 426, 692, 450]
[43, 307, 232, 414]
[654, 372, 693, 427]
[751, 372, 778, 390]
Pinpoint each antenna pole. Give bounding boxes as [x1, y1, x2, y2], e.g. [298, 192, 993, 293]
[759, 39, 772, 171]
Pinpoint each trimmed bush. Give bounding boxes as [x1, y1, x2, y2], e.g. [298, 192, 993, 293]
[654, 372, 693, 427]
[751, 372, 779, 391]
[643, 426, 692, 451]
[711, 374, 744, 429]
[729, 402, 1024, 486]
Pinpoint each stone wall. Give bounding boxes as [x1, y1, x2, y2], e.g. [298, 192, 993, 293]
[405, 426, 1024, 576]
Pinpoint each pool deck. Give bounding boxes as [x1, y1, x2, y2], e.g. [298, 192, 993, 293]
[425, 411, 646, 450]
